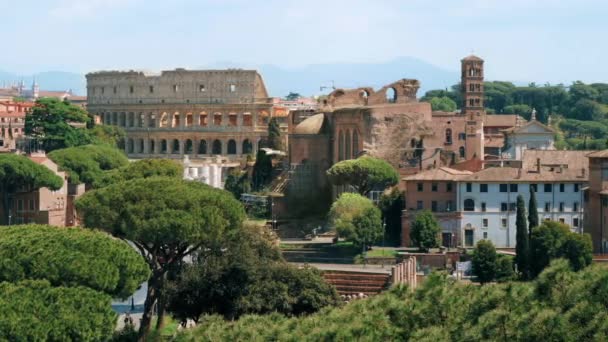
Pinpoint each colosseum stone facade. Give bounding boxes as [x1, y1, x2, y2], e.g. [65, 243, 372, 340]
[86, 69, 274, 160]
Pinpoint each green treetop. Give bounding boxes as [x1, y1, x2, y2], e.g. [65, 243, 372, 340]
[0, 154, 63, 224]
[48, 144, 128, 186]
[428, 96, 457, 112]
[76, 177, 246, 339]
[326, 156, 399, 196]
[472, 240, 498, 284]
[409, 210, 440, 251]
[329, 192, 382, 247]
[96, 158, 182, 188]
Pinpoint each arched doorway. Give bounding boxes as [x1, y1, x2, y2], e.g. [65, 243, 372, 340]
[212, 139, 222, 154]
[227, 139, 237, 155]
[198, 140, 207, 154]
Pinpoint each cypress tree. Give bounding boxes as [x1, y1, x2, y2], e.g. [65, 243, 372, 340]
[515, 195, 530, 279]
[528, 188, 539, 237]
[267, 118, 282, 150]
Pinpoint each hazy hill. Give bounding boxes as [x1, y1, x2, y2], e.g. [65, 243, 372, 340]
[0, 57, 460, 98]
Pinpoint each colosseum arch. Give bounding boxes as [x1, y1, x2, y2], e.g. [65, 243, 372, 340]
[227, 139, 237, 154]
[199, 112, 208, 126]
[159, 112, 169, 128]
[212, 139, 222, 154]
[186, 113, 193, 127]
[138, 139, 144, 153]
[385, 88, 397, 103]
[161, 139, 167, 153]
[185, 139, 193, 154]
[171, 139, 180, 154]
[172, 112, 181, 128]
[213, 112, 222, 126]
[198, 140, 207, 154]
[228, 112, 238, 126]
[242, 139, 253, 154]
[127, 138, 134, 153]
[149, 139, 155, 154]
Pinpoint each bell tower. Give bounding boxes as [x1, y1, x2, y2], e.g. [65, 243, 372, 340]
[461, 55, 485, 160]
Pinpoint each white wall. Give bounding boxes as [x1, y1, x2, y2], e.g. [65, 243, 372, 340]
[457, 181, 584, 248]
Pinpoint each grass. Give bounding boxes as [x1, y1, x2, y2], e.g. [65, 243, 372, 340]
[364, 248, 398, 258]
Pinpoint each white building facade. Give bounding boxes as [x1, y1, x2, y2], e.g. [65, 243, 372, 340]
[457, 168, 586, 248]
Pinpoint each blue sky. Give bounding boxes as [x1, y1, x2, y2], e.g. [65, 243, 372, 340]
[3, 0, 607, 84]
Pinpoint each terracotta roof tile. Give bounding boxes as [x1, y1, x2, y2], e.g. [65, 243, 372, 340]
[403, 167, 472, 181]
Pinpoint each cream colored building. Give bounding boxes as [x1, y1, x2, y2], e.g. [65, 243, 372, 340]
[86, 69, 274, 161]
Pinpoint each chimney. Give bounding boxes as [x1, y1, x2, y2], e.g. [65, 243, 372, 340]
[536, 158, 541, 173]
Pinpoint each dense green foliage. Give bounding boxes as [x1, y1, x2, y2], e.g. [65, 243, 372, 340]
[224, 168, 251, 200]
[326, 156, 399, 196]
[515, 195, 530, 278]
[76, 177, 246, 337]
[268, 117, 282, 150]
[329, 192, 382, 246]
[0, 224, 149, 298]
[378, 188, 404, 246]
[0, 280, 116, 341]
[0, 154, 63, 224]
[167, 224, 339, 322]
[25, 98, 92, 151]
[428, 96, 457, 112]
[48, 144, 128, 185]
[177, 260, 608, 341]
[88, 124, 126, 149]
[252, 149, 273, 190]
[528, 189, 539, 233]
[409, 210, 440, 251]
[529, 221, 593, 277]
[96, 158, 182, 188]
[471, 240, 497, 284]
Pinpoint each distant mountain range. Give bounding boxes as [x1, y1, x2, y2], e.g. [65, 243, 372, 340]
[0, 57, 461, 98]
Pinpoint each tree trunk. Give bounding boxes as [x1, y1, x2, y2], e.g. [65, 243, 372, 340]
[155, 273, 167, 331]
[138, 271, 162, 341]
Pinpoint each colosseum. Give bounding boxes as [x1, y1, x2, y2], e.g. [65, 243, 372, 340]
[86, 69, 274, 160]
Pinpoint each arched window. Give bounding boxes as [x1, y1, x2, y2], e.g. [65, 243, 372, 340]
[212, 139, 222, 154]
[186, 114, 193, 127]
[338, 130, 344, 161]
[198, 140, 207, 154]
[445, 128, 452, 144]
[227, 139, 237, 155]
[345, 130, 351, 160]
[459, 146, 465, 158]
[172, 139, 180, 154]
[161, 139, 167, 153]
[127, 138, 134, 153]
[199, 112, 208, 126]
[242, 139, 253, 154]
[149, 139, 155, 153]
[464, 199, 475, 211]
[138, 139, 144, 153]
[352, 130, 359, 157]
[385, 87, 397, 103]
[185, 139, 193, 154]
[159, 113, 168, 127]
[172, 113, 180, 128]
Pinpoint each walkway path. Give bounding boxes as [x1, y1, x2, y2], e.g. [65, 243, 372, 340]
[292, 262, 392, 274]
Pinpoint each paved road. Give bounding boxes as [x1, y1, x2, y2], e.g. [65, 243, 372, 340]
[293, 262, 392, 274]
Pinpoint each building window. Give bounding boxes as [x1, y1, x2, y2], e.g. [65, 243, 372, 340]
[573, 202, 579, 212]
[466, 183, 472, 192]
[559, 218, 565, 224]
[130, 86, 134, 93]
[499, 184, 508, 192]
[173, 84, 179, 92]
[432, 183, 438, 192]
[509, 202, 516, 211]
[464, 199, 475, 211]
[149, 86, 154, 93]
[559, 202, 564, 212]
[199, 84, 206, 92]
[446, 201, 453, 212]
[530, 184, 538, 192]
[17, 199, 23, 211]
[510, 184, 518, 192]
[113, 86, 117, 94]
[501, 202, 508, 212]
[501, 218, 507, 228]
[481, 202, 486, 212]
[482, 219, 488, 228]
[459, 146, 465, 158]
[417, 183, 423, 192]
[229, 84, 236, 92]
[573, 218, 579, 227]
[483, 232, 488, 239]
[101, 86, 105, 94]
[459, 133, 466, 140]
[545, 202, 551, 212]
[480, 184, 488, 192]
[431, 201, 438, 212]
[445, 128, 452, 144]
[417, 201, 423, 210]
[446, 183, 453, 192]
[559, 183, 565, 192]
[29, 199, 34, 211]
[544, 184, 552, 193]
[574, 184, 580, 192]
